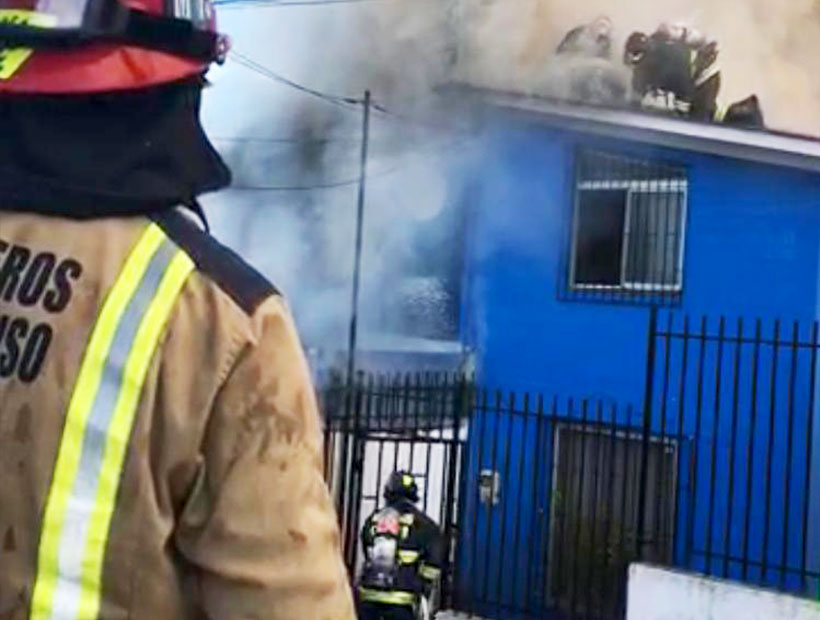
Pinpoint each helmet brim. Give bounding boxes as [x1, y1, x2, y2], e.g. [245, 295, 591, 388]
[0, 44, 207, 94]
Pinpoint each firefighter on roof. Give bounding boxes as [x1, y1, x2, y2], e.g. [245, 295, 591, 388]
[0, 1, 354, 618]
[556, 16, 614, 60]
[624, 23, 721, 121]
[358, 472, 445, 620]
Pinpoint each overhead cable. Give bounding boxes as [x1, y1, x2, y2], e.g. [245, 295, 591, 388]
[230, 51, 363, 108]
[226, 134, 477, 192]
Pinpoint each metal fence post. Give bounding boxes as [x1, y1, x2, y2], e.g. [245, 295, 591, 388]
[343, 373, 366, 571]
[441, 376, 466, 609]
[636, 305, 659, 560]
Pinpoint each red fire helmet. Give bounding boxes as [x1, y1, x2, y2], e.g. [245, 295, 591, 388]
[0, 0, 228, 94]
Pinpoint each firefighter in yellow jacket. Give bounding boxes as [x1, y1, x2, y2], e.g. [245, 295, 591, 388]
[0, 1, 355, 618]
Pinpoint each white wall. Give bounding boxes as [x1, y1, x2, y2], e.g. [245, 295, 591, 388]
[351, 433, 457, 575]
[360, 437, 450, 526]
[627, 564, 820, 620]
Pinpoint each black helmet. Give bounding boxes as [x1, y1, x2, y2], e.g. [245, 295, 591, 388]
[384, 471, 419, 503]
[624, 32, 649, 65]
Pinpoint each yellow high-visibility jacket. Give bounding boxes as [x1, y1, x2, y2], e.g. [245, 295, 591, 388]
[0, 209, 355, 620]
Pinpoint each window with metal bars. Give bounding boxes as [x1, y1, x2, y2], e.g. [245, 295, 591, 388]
[563, 149, 688, 304]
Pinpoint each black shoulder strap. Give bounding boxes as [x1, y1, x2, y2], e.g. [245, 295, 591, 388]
[152, 209, 279, 315]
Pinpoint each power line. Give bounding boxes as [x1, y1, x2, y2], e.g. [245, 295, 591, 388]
[228, 161, 401, 191]
[224, 50, 472, 137]
[371, 100, 473, 137]
[230, 51, 361, 106]
[230, 51, 363, 108]
[229, 177, 364, 191]
[224, 133, 478, 192]
[212, 132, 454, 146]
[214, 52, 478, 189]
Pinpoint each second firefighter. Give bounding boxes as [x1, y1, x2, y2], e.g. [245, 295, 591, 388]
[358, 472, 445, 620]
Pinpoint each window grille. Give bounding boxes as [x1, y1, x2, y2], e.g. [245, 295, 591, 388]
[562, 149, 688, 305]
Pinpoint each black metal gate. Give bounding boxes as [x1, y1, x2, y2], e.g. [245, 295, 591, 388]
[322, 373, 470, 609]
[322, 310, 820, 619]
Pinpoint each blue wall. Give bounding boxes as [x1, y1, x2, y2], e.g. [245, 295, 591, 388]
[453, 116, 820, 615]
[460, 118, 820, 405]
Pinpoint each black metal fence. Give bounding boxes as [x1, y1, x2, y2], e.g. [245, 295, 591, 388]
[323, 311, 820, 619]
[648, 312, 820, 594]
[453, 391, 671, 619]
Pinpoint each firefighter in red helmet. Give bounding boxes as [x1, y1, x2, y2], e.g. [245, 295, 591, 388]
[0, 1, 354, 618]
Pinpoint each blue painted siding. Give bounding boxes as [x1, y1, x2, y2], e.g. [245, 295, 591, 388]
[461, 118, 820, 405]
[453, 115, 820, 614]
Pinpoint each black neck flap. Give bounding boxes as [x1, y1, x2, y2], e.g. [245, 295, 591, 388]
[0, 79, 231, 219]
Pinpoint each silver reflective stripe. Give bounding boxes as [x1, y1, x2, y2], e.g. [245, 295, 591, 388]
[48, 240, 178, 619]
[172, 0, 212, 26]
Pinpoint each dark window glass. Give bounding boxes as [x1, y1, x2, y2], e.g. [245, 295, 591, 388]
[566, 150, 688, 304]
[573, 189, 627, 286]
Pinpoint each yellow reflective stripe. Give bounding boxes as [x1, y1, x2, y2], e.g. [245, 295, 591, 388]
[398, 549, 420, 564]
[358, 588, 416, 606]
[0, 11, 58, 80]
[420, 564, 441, 580]
[78, 250, 194, 619]
[31, 224, 167, 620]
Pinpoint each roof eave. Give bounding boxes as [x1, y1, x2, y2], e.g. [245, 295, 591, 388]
[452, 86, 820, 175]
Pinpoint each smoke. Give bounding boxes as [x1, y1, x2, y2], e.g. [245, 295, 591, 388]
[201, 0, 819, 359]
[201, 1, 475, 354]
[314, 0, 820, 132]
[450, 0, 820, 135]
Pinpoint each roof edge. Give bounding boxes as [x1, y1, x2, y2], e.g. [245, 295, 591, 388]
[447, 85, 820, 174]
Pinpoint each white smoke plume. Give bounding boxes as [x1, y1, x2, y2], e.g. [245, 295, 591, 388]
[450, 0, 820, 135]
[271, 0, 820, 134]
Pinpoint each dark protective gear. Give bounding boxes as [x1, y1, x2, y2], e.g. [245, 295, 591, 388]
[357, 497, 444, 615]
[624, 31, 649, 65]
[630, 33, 692, 99]
[384, 471, 421, 504]
[358, 601, 416, 620]
[0, 0, 228, 94]
[722, 95, 765, 129]
[627, 26, 721, 122]
[0, 79, 231, 217]
[692, 71, 721, 121]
